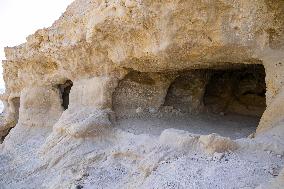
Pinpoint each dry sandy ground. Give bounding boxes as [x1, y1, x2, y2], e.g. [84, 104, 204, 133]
[116, 112, 258, 139]
[0, 112, 283, 188]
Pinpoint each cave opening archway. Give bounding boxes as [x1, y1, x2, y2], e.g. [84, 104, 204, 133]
[203, 65, 266, 117]
[113, 64, 266, 139]
[58, 80, 73, 110]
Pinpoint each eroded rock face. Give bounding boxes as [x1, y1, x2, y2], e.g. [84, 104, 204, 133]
[203, 65, 266, 116]
[165, 70, 208, 113]
[113, 71, 175, 117]
[0, 0, 284, 188]
[1, 0, 283, 133]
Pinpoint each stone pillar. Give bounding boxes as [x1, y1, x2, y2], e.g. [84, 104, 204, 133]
[0, 85, 63, 140]
[256, 50, 284, 134]
[19, 86, 63, 127]
[53, 76, 120, 138]
[68, 77, 118, 110]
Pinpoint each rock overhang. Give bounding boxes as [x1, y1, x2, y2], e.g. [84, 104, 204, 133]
[0, 0, 284, 188]
[1, 0, 283, 135]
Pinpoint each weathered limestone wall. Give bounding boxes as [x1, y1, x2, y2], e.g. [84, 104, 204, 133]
[19, 86, 63, 127]
[0, 0, 283, 169]
[0, 0, 283, 188]
[164, 71, 208, 113]
[113, 71, 174, 117]
[49, 76, 128, 138]
[0, 0, 282, 136]
[113, 65, 266, 118]
[69, 77, 119, 110]
[257, 50, 284, 133]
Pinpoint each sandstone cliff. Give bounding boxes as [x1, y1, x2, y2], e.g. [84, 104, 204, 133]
[0, 0, 284, 188]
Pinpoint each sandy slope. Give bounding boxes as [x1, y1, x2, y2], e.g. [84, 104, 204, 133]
[0, 113, 283, 188]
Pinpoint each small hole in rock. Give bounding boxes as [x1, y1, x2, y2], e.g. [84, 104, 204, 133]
[58, 80, 73, 110]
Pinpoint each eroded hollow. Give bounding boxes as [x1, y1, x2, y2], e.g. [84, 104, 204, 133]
[114, 64, 266, 139]
[203, 65, 266, 117]
[58, 80, 73, 110]
[1, 97, 20, 142]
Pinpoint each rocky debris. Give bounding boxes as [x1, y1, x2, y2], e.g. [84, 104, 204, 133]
[135, 107, 143, 114]
[212, 152, 225, 161]
[72, 184, 83, 189]
[159, 129, 239, 155]
[268, 168, 279, 177]
[199, 133, 239, 154]
[159, 129, 200, 150]
[277, 154, 282, 158]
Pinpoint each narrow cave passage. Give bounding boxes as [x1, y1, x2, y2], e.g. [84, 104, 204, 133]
[59, 80, 73, 110]
[114, 64, 266, 139]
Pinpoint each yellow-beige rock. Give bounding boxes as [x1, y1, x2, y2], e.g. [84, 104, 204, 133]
[0, 0, 284, 188]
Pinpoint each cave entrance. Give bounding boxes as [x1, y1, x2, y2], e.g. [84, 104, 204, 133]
[203, 65, 266, 117]
[165, 64, 266, 117]
[114, 64, 266, 139]
[59, 80, 73, 110]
